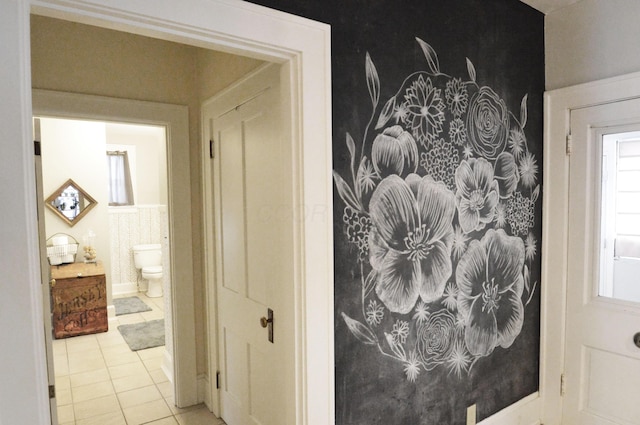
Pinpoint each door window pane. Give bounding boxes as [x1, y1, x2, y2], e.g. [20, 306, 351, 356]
[600, 131, 640, 302]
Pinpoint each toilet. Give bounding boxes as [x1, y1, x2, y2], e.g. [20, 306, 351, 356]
[132, 244, 164, 298]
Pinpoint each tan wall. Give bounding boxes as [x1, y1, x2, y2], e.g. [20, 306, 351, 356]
[545, 0, 640, 90]
[31, 14, 263, 376]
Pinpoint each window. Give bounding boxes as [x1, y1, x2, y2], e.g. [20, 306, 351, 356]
[107, 150, 134, 206]
[600, 131, 640, 302]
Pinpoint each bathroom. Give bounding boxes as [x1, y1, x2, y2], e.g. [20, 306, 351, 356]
[40, 116, 171, 350]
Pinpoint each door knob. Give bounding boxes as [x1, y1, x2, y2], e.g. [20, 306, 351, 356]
[260, 308, 274, 343]
[634, 332, 640, 349]
[50, 278, 56, 288]
[260, 316, 272, 328]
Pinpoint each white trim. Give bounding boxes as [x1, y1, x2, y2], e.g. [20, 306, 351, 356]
[107, 304, 116, 320]
[110, 281, 139, 297]
[542, 70, 640, 425]
[198, 373, 212, 412]
[32, 89, 198, 407]
[162, 349, 174, 387]
[479, 393, 541, 425]
[0, 2, 51, 424]
[6, 1, 333, 424]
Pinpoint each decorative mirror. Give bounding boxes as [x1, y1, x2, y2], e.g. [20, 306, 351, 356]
[45, 179, 97, 227]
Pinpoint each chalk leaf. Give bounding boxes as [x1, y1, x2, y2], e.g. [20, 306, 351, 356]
[416, 37, 440, 75]
[342, 312, 377, 345]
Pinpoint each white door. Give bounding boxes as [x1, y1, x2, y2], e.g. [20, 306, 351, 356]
[207, 64, 294, 425]
[34, 118, 58, 424]
[564, 97, 640, 425]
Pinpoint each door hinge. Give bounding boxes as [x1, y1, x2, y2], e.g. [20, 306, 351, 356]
[560, 373, 566, 396]
[34, 140, 41, 156]
[216, 371, 220, 389]
[566, 134, 572, 156]
[48, 384, 55, 399]
[209, 139, 215, 159]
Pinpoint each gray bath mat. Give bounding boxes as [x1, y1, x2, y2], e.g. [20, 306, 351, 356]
[117, 319, 165, 351]
[113, 296, 152, 316]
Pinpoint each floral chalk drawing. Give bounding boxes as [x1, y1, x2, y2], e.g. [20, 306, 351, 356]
[336, 38, 539, 381]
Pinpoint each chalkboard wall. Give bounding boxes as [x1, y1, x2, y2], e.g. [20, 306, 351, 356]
[246, 0, 544, 423]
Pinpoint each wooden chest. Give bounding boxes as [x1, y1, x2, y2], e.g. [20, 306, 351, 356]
[50, 261, 108, 338]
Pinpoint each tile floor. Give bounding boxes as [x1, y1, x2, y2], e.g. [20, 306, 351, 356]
[53, 293, 225, 425]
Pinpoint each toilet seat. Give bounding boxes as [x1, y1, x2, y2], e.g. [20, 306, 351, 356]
[141, 266, 163, 281]
[142, 266, 162, 274]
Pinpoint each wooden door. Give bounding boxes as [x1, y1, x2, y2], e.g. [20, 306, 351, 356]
[209, 64, 294, 425]
[564, 97, 640, 425]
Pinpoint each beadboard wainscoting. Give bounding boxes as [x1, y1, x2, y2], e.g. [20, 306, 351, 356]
[108, 205, 168, 296]
[108, 205, 174, 383]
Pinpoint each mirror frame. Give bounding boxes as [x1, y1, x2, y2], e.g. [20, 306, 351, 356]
[45, 178, 97, 227]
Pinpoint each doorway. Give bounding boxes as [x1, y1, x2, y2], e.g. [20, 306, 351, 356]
[32, 88, 198, 422]
[2, 1, 332, 424]
[202, 63, 295, 425]
[37, 116, 176, 423]
[543, 71, 640, 424]
[563, 102, 640, 425]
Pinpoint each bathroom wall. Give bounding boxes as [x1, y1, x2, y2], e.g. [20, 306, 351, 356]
[104, 122, 169, 296]
[40, 117, 111, 294]
[40, 118, 169, 300]
[105, 123, 168, 205]
[109, 206, 168, 295]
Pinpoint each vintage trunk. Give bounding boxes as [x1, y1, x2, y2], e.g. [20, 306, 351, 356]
[50, 261, 108, 338]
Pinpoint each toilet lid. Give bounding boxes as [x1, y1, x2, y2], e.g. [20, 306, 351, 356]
[143, 266, 163, 274]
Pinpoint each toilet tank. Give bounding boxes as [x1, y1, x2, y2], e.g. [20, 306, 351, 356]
[132, 244, 162, 269]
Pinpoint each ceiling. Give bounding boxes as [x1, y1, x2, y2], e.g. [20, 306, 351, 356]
[519, 0, 582, 14]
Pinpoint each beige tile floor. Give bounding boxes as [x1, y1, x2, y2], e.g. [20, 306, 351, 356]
[53, 293, 225, 425]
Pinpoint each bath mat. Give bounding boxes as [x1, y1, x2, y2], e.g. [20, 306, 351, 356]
[117, 319, 165, 351]
[113, 296, 152, 316]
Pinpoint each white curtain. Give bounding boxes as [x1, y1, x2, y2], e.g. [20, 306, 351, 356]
[107, 151, 134, 205]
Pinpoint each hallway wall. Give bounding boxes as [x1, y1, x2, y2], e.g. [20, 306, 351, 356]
[244, 0, 544, 423]
[546, 0, 640, 90]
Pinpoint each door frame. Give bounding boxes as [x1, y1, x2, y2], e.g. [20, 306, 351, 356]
[33, 89, 196, 406]
[543, 70, 640, 425]
[2, 1, 333, 424]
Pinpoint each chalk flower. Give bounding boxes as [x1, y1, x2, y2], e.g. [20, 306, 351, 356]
[365, 299, 385, 326]
[466, 86, 509, 159]
[519, 151, 538, 188]
[416, 309, 457, 370]
[402, 75, 446, 146]
[445, 77, 469, 117]
[455, 158, 499, 234]
[494, 152, 519, 199]
[456, 229, 525, 357]
[449, 117, 467, 146]
[371, 125, 419, 178]
[369, 174, 456, 314]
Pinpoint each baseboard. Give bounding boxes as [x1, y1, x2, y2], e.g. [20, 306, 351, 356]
[107, 304, 116, 321]
[199, 374, 211, 407]
[162, 348, 174, 385]
[112, 281, 138, 297]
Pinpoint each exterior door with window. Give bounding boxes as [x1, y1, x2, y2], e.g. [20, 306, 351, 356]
[564, 97, 640, 425]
